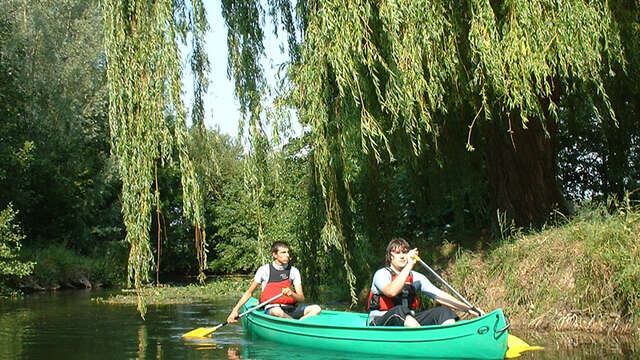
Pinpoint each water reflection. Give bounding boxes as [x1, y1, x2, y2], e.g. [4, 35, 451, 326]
[228, 339, 393, 360]
[0, 308, 34, 359]
[137, 325, 147, 359]
[510, 329, 638, 360]
[0, 291, 638, 360]
[220, 335, 640, 360]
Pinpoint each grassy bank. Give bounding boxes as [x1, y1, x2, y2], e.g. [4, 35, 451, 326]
[93, 276, 252, 305]
[448, 202, 639, 333]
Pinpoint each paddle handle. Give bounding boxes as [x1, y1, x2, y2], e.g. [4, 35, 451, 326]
[414, 255, 476, 311]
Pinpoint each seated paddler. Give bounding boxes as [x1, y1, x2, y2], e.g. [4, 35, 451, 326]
[226, 241, 321, 323]
[368, 237, 484, 327]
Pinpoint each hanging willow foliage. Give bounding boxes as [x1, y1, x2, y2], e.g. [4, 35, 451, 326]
[103, 0, 209, 318]
[220, 0, 268, 263]
[297, 0, 622, 156]
[219, 0, 365, 303]
[291, 0, 623, 301]
[179, 0, 211, 284]
[467, 0, 622, 126]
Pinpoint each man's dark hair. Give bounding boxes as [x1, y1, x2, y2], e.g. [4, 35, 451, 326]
[385, 238, 410, 265]
[271, 241, 290, 254]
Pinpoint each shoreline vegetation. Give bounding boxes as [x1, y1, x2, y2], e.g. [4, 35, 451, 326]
[448, 202, 639, 335]
[91, 276, 253, 305]
[6, 203, 637, 335]
[89, 203, 639, 335]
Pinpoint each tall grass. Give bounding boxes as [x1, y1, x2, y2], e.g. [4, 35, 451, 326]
[451, 201, 639, 333]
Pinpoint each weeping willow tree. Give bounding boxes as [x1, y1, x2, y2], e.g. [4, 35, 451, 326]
[216, 0, 628, 303]
[103, 0, 209, 317]
[103, 0, 630, 309]
[297, 0, 624, 225]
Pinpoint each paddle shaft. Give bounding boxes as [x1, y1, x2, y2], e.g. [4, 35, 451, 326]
[215, 293, 285, 329]
[414, 255, 476, 310]
[236, 292, 285, 320]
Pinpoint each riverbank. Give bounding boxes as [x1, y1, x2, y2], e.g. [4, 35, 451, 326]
[447, 202, 639, 334]
[92, 276, 252, 305]
[10, 243, 126, 294]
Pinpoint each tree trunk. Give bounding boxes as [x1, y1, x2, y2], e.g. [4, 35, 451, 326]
[486, 113, 568, 227]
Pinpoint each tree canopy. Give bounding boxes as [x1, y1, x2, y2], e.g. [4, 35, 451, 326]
[4, 0, 636, 312]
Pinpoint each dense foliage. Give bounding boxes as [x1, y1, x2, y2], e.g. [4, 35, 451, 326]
[0, 0, 120, 252]
[0, 0, 129, 297]
[0, 205, 34, 296]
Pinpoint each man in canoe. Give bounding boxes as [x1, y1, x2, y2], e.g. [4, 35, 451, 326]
[368, 237, 484, 327]
[226, 241, 322, 323]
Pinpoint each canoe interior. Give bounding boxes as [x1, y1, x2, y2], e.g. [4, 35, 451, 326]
[240, 298, 509, 359]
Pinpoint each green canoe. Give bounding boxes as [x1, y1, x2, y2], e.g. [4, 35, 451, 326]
[240, 297, 509, 359]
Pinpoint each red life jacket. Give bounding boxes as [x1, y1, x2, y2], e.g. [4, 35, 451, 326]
[367, 267, 419, 311]
[259, 263, 296, 305]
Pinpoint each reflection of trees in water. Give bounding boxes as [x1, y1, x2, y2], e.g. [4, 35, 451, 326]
[239, 339, 394, 360]
[0, 308, 35, 359]
[137, 325, 147, 360]
[518, 330, 638, 359]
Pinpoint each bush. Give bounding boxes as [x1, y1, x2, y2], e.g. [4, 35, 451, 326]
[19, 241, 128, 289]
[0, 204, 34, 296]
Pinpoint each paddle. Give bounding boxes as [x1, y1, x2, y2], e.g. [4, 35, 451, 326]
[412, 253, 543, 358]
[182, 293, 284, 339]
[412, 254, 482, 315]
[506, 333, 544, 358]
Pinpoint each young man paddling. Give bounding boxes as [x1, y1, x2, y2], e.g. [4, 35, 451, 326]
[368, 238, 484, 327]
[226, 241, 321, 323]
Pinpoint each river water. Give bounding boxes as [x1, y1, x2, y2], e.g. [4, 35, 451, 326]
[0, 290, 637, 359]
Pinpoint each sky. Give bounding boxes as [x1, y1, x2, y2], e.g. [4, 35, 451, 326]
[181, 0, 295, 139]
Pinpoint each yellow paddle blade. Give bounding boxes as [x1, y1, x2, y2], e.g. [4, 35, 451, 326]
[182, 327, 215, 339]
[505, 334, 544, 358]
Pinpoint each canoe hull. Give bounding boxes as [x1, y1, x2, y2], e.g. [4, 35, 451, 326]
[240, 298, 508, 359]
